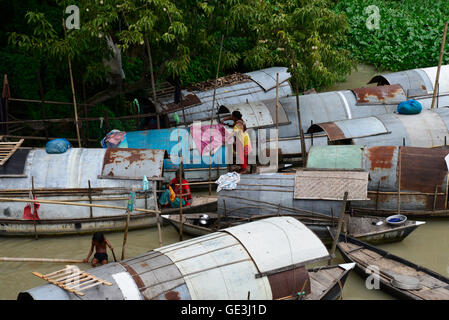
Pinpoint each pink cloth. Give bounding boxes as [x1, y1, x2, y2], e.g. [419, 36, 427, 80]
[189, 124, 231, 155]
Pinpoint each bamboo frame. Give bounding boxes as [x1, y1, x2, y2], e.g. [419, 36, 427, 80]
[431, 22, 448, 109]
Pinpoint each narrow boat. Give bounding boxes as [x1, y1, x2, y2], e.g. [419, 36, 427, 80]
[161, 212, 425, 245]
[0, 195, 217, 236]
[336, 234, 449, 300]
[18, 217, 354, 300]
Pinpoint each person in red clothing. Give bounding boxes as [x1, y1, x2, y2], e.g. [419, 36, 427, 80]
[170, 169, 192, 206]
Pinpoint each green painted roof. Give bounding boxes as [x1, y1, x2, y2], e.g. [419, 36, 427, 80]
[306, 145, 364, 169]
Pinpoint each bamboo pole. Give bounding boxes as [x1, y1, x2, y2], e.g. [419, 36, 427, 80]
[290, 50, 307, 166]
[88, 180, 93, 219]
[178, 133, 184, 242]
[275, 73, 279, 169]
[397, 148, 402, 215]
[63, 18, 82, 148]
[433, 185, 438, 211]
[0, 197, 160, 214]
[208, 35, 224, 196]
[121, 209, 131, 261]
[445, 172, 449, 210]
[144, 36, 160, 129]
[31, 176, 38, 240]
[328, 191, 348, 265]
[153, 181, 163, 247]
[431, 22, 448, 109]
[0, 257, 85, 263]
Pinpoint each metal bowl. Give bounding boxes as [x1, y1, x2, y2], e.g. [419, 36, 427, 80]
[386, 214, 407, 226]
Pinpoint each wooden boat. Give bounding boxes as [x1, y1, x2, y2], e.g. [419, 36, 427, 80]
[161, 212, 425, 245]
[336, 234, 449, 300]
[0, 195, 217, 236]
[304, 263, 355, 300]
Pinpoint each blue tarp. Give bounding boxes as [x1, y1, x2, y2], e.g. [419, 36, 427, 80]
[397, 99, 422, 115]
[119, 128, 227, 169]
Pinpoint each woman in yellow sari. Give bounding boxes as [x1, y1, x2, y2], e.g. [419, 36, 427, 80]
[221, 110, 252, 173]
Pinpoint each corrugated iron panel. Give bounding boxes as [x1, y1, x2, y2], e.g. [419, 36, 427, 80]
[221, 100, 289, 128]
[155, 232, 273, 299]
[352, 84, 406, 105]
[245, 67, 291, 92]
[306, 145, 364, 169]
[394, 110, 448, 147]
[101, 148, 165, 179]
[223, 217, 330, 273]
[294, 170, 369, 201]
[400, 146, 449, 194]
[421, 65, 449, 94]
[268, 266, 311, 299]
[368, 69, 430, 95]
[309, 116, 388, 141]
[364, 146, 399, 191]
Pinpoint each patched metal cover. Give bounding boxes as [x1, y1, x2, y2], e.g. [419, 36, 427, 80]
[222, 217, 329, 274]
[222, 100, 289, 128]
[352, 84, 406, 105]
[294, 169, 369, 201]
[307, 145, 364, 169]
[421, 65, 449, 94]
[309, 117, 389, 141]
[400, 146, 449, 195]
[246, 67, 291, 92]
[394, 110, 448, 147]
[101, 148, 165, 179]
[155, 232, 273, 299]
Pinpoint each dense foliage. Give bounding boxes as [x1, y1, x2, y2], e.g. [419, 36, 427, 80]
[335, 0, 449, 71]
[1, 0, 354, 145]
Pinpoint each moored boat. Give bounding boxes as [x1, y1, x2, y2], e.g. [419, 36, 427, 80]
[18, 217, 354, 300]
[161, 212, 425, 245]
[336, 233, 449, 300]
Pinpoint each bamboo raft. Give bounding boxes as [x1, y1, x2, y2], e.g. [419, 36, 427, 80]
[33, 266, 112, 296]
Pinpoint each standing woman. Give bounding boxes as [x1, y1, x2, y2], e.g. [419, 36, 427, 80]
[221, 110, 252, 173]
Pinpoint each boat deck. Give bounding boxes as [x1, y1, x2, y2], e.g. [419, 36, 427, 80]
[340, 241, 449, 300]
[306, 267, 345, 300]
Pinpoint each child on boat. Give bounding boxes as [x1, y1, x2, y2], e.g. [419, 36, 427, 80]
[83, 232, 114, 267]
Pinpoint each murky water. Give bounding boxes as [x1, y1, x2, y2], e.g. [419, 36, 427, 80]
[323, 63, 383, 92]
[1, 65, 449, 300]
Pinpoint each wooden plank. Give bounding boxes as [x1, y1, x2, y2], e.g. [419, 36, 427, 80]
[0, 139, 23, 166]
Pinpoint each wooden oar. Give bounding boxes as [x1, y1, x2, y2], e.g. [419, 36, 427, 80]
[0, 257, 85, 263]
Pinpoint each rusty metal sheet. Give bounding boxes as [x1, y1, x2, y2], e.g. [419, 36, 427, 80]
[364, 146, 399, 192]
[352, 84, 406, 105]
[162, 94, 201, 114]
[294, 170, 369, 201]
[400, 146, 449, 195]
[310, 122, 346, 141]
[101, 148, 165, 179]
[268, 266, 310, 299]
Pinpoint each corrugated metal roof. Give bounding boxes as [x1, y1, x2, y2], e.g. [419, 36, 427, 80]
[308, 108, 449, 148]
[223, 217, 330, 273]
[156, 67, 292, 124]
[368, 65, 449, 95]
[310, 116, 389, 141]
[305, 145, 449, 211]
[352, 84, 406, 105]
[20, 217, 333, 300]
[294, 170, 369, 201]
[217, 173, 345, 217]
[101, 148, 165, 179]
[219, 100, 289, 129]
[245, 67, 291, 91]
[307, 145, 364, 169]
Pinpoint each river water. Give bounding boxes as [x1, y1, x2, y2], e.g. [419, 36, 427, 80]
[1, 65, 449, 300]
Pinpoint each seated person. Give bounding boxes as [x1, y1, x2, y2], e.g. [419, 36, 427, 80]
[159, 169, 192, 208]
